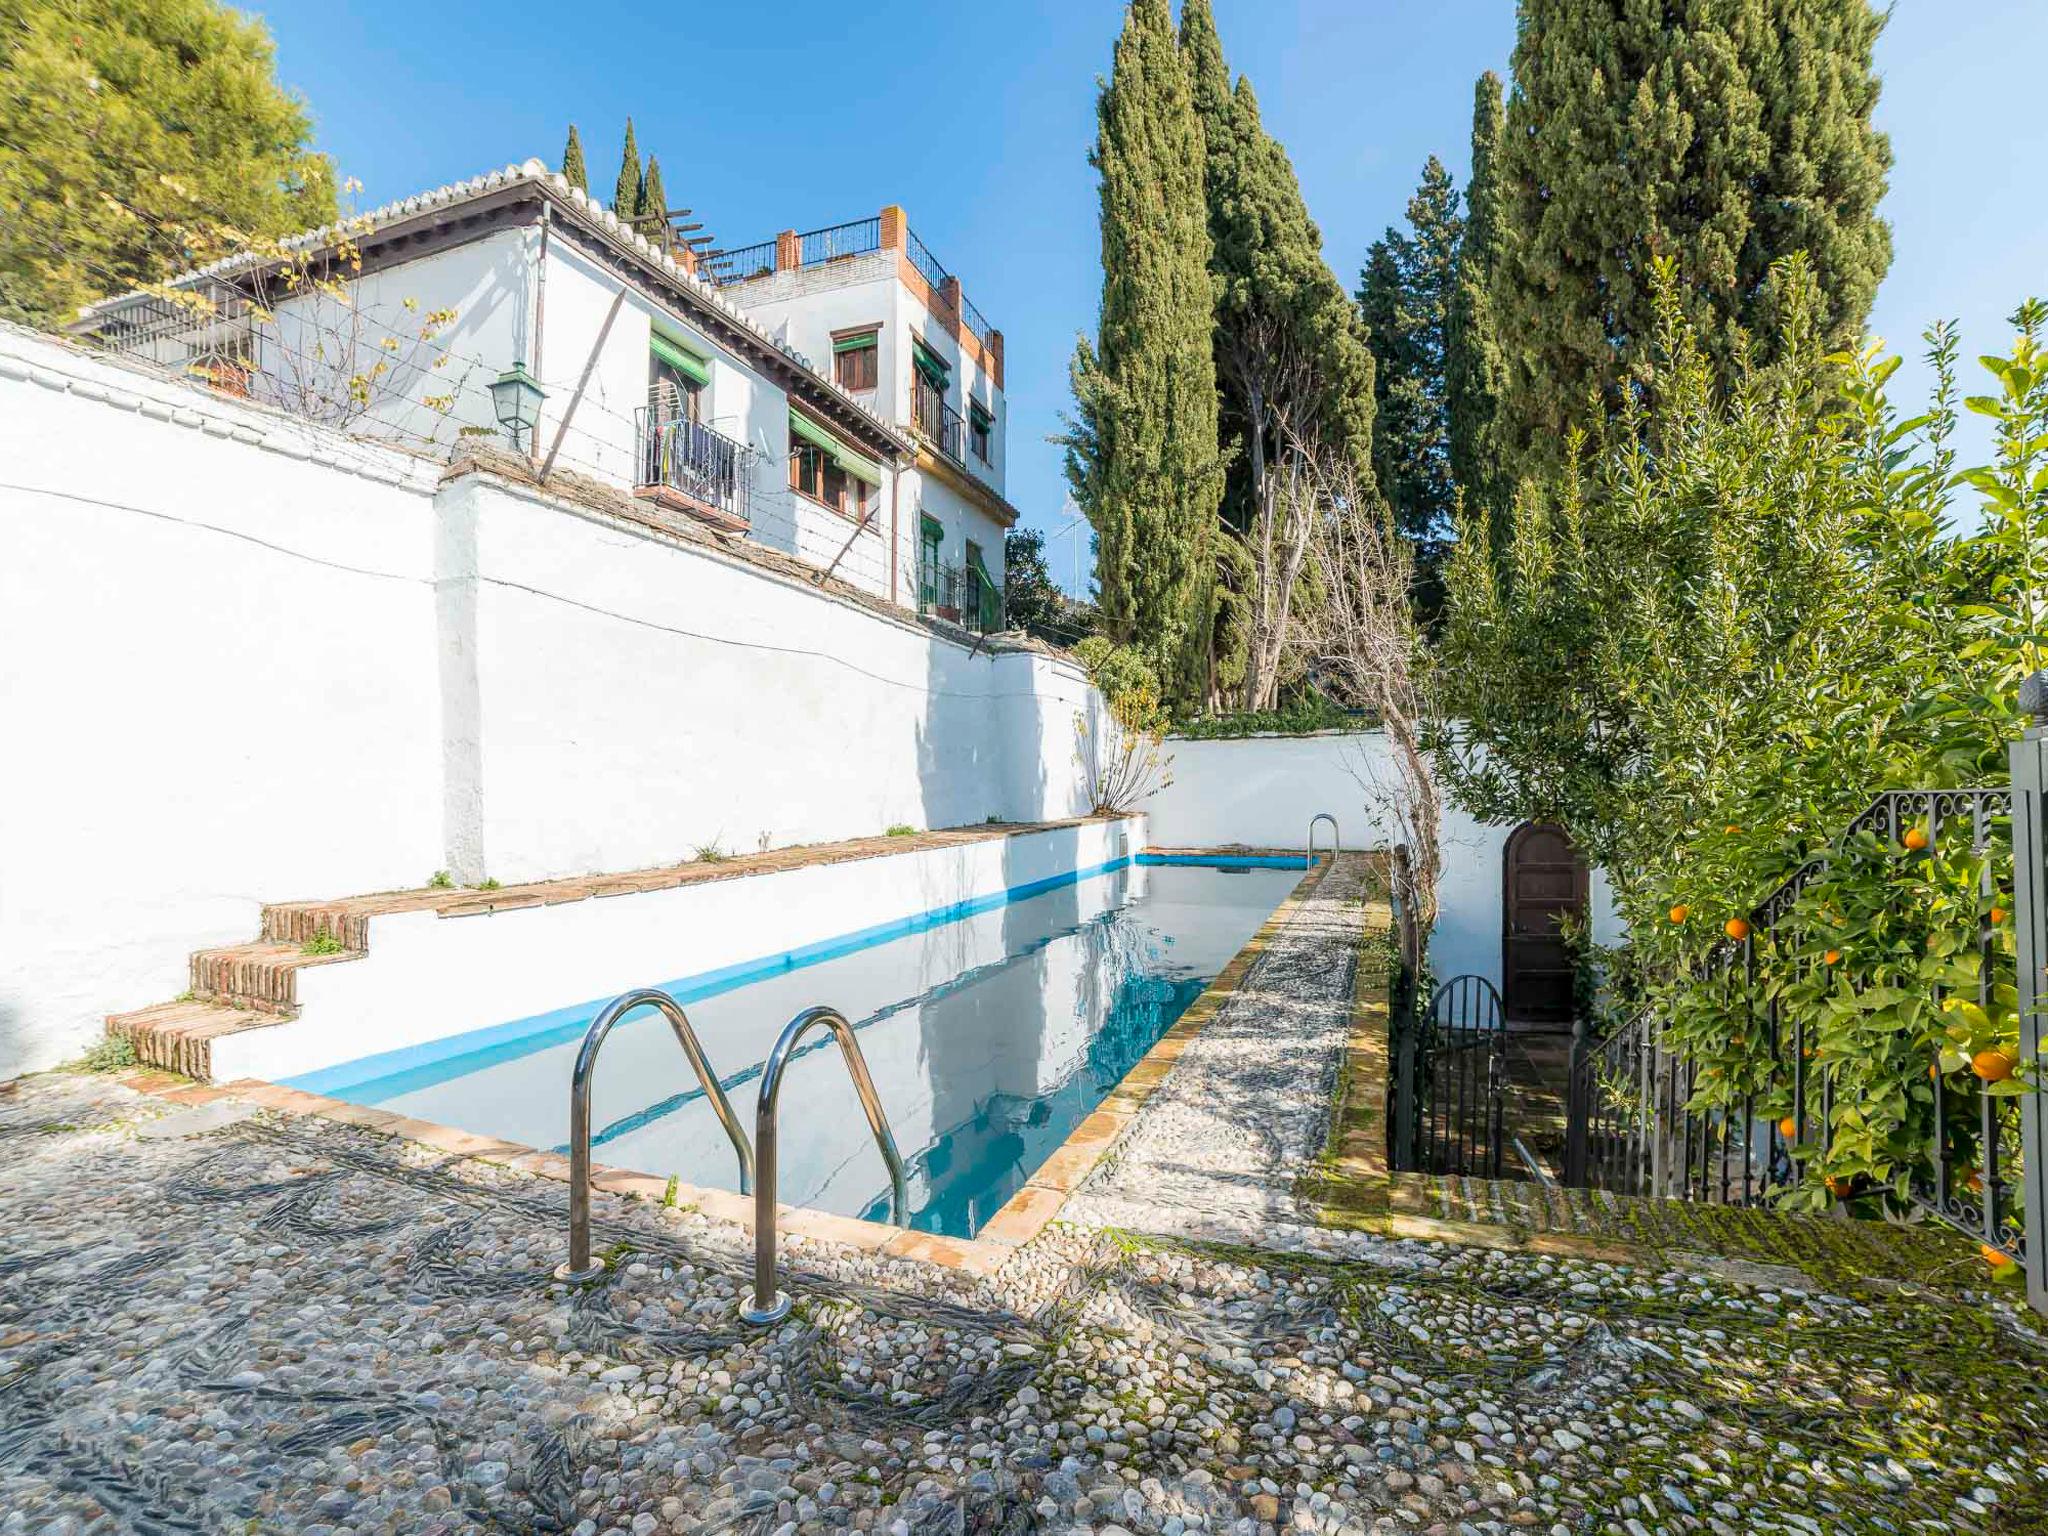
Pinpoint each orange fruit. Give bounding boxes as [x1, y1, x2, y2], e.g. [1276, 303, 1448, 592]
[1725, 917, 1752, 941]
[1669, 904, 1689, 924]
[1930, 1062, 1941, 1079]
[1826, 1176, 1854, 1199]
[1972, 1049, 2017, 1083]
[1724, 824, 1742, 835]
[1903, 827, 1930, 852]
[1823, 949, 1842, 966]
[1777, 1116, 1797, 1140]
[1968, 1172, 1985, 1194]
[1992, 906, 2008, 925]
[1981, 1243, 2016, 1270]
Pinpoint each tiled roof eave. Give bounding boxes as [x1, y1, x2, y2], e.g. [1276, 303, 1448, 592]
[73, 159, 914, 466]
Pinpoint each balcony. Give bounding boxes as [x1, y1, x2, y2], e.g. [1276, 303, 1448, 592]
[918, 556, 1001, 634]
[912, 375, 966, 467]
[634, 409, 753, 532]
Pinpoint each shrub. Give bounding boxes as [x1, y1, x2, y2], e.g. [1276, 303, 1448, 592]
[884, 824, 917, 838]
[1440, 264, 2048, 1205]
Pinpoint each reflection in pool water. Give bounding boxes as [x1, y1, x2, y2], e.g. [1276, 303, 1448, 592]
[322, 860, 1300, 1237]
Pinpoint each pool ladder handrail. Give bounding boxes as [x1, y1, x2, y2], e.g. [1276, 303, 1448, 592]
[1308, 813, 1340, 867]
[741, 1004, 909, 1326]
[558, 986, 755, 1283]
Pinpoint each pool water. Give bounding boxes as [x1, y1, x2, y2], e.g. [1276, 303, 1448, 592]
[312, 857, 1301, 1237]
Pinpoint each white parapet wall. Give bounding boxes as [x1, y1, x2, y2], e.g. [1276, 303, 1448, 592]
[221, 816, 1144, 1087]
[0, 325, 1106, 1079]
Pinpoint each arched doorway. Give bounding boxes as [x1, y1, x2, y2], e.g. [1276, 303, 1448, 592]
[1501, 822, 1588, 1024]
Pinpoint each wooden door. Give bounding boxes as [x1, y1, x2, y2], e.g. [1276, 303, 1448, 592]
[1502, 822, 1587, 1024]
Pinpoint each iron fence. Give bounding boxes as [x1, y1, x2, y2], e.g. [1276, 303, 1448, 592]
[85, 286, 257, 386]
[634, 409, 754, 526]
[799, 218, 880, 267]
[1391, 975, 1508, 1177]
[1564, 787, 2025, 1264]
[704, 241, 777, 286]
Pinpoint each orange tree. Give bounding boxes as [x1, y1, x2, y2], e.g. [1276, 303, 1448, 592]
[1437, 259, 2048, 1204]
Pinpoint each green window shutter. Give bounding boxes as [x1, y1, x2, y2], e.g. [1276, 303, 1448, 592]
[788, 410, 884, 486]
[832, 331, 879, 354]
[912, 340, 951, 389]
[968, 400, 994, 429]
[650, 332, 710, 386]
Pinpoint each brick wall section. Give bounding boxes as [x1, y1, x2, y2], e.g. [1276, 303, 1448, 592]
[108, 816, 1131, 1081]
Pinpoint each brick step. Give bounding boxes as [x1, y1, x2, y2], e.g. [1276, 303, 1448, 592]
[189, 940, 359, 1014]
[107, 1000, 280, 1082]
[259, 891, 453, 949]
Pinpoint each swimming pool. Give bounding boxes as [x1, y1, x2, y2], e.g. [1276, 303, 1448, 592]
[294, 855, 1303, 1237]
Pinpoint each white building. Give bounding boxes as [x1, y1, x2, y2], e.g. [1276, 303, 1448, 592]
[70, 160, 1011, 625]
[715, 207, 1019, 631]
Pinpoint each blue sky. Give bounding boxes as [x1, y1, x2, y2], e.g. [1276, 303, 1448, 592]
[256, 0, 2048, 592]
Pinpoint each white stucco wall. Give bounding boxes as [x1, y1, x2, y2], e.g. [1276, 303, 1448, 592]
[0, 325, 1104, 1079]
[0, 329, 447, 1076]
[440, 475, 1095, 885]
[1144, 731, 1618, 992]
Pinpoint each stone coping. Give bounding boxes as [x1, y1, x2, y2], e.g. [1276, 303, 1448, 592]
[111, 846, 1331, 1282]
[290, 816, 1133, 924]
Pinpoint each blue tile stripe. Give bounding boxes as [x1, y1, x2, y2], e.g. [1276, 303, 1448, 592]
[281, 849, 1300, 1102]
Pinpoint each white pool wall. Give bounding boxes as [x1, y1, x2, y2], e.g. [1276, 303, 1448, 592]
[212, 817, 1145, 1085]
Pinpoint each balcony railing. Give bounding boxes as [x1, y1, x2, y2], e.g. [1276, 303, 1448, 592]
[706, 216, 996, 352]
[799, 217, 881, 267]
[635, 409, 753, 528]
[913, 375, 965, 466]
[918, 557, 1001, 634]
[704, 240, 777, 286]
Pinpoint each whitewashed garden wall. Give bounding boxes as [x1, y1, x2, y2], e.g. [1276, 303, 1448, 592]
[0, 327, 1099, 1077]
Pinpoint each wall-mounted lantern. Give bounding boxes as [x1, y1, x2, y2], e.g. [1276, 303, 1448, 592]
[489, 360, 546, 452]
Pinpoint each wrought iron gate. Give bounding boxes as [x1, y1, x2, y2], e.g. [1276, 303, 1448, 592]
[1392, 974, 1509, 1177]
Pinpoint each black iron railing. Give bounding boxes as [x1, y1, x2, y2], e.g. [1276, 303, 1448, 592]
[1565, 787, 2024, 1260]
[1391, 975, 1509, 1177]
[918, 557, 1000, 634]
[799, 217, 880, 267]
[913, 375, 965, 466]
[704, 240, 777, 286]
[634, 409, 753, 526]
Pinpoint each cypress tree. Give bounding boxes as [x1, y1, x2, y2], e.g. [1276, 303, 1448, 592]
[640, 156, 667, 240]
[1494, 0, 1891, 474]
[611, 119, 640, 217]
[1359, 157, 1460, 595]
[561, 124, 588, 193]
[1444, 72, 1509, 542]
[1180, 0, 1375, 704]
[1064, 0, 1222, 707]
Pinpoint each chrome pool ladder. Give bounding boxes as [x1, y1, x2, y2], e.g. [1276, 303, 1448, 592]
[741, 1004, 908, 1326]
[1308, 812, 1340, 866]
[558, 986, 755, 1283]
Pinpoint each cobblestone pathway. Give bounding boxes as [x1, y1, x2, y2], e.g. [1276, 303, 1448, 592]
[9, 1035, 2048, 1532]
[1062, 854, 1376, 1247]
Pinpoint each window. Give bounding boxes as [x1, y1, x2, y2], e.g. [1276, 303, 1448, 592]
[788, 411, 878, 521]
[920, 516, 943, 606]
[649, 335, 708, 424]
[790, 441, 830, 502]
[969, 401, 993, 463]
[833, 330, 879, 392]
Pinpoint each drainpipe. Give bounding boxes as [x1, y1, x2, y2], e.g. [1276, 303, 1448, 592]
[530, 206, 551, 470]
[888, 455, 900, 605]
